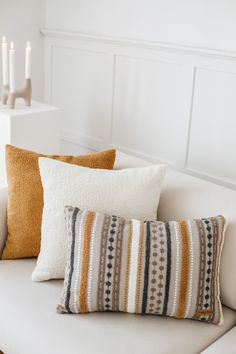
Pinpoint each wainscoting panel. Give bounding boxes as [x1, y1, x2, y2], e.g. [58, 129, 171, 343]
[187, 68, 236, 185]
[49, 44, 114, 149]
[111, 55, 192, 166]
[42, 29, 236, 189]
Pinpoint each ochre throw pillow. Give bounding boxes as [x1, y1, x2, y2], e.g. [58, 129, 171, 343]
[2, 145, 116, 259]
[58, 207, 226, 325]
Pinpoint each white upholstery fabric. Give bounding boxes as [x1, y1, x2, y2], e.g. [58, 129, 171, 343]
[32, 158, 165, 281]
[115, 152, 236, 310]
[201, 327, 236, 353]
[0, 151, 235, 354]
[0, 259, 235, 354]
[0, 187, 7, 256]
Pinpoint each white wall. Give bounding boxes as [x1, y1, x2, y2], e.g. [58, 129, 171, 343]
[43, 1, 236, 189]
[45, 0, 236, 52]
[0, 0, 45, 100]
[1, 1, 234, 188]
[43, 29, 236, 189]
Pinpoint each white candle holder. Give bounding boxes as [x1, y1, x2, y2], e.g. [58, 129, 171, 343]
[1, 79, 31, 109]
[2, 85, 9, 105]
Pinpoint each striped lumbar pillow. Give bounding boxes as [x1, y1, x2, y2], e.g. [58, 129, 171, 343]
[58, 207, 226, 325]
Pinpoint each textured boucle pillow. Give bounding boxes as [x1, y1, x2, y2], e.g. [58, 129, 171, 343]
[31, 158, 165, 281]
[2, 145, 116, 259]
[58, 208, 226, 325]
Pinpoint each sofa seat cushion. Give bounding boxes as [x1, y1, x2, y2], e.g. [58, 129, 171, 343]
[0, 260, 236, 354]
[201, 326, 236, 353]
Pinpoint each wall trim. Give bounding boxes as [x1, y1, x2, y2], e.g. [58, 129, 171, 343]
[40, 28, 236, 61]
[61, 129, 105, 151]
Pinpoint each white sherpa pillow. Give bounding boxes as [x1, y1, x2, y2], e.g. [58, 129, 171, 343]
[32, 158, 165, 281]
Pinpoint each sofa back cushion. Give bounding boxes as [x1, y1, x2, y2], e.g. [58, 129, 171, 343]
[114, 152, 236, 311]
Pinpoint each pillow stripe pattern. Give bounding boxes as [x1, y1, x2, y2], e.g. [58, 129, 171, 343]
[58, 207, 226, 325]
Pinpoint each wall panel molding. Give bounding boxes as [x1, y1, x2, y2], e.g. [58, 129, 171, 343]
[42, 28, 236, 189]
[41, 28, 236, 60]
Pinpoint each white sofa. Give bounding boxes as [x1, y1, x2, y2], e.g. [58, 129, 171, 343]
[0, 151, 235, 354]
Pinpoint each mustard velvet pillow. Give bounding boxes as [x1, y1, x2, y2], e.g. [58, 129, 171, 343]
[2, 145, 116, 259]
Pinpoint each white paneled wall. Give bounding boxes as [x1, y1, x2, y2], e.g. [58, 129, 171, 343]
[45, 0, 236, 52]
[51, 46, 113, 149]
[187, 69, 236, 185]
[42, 29, 236, 189]
[111, 56, 190, 166]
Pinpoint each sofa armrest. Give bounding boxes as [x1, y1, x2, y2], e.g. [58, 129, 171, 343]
[0, 188, 7, 257]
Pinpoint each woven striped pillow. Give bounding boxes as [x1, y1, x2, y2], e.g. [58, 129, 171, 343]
[57, 207, 226, 325]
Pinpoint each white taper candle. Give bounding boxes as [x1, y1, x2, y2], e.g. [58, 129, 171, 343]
[2, 36, 9, 86]
[25, 41, 31, 79]
[9, 42, 15, 93]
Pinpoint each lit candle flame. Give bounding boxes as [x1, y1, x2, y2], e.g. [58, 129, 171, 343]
[10, 41, 14, 49]
[27, 41, 31, 48]
[2, 36, 6, 43]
